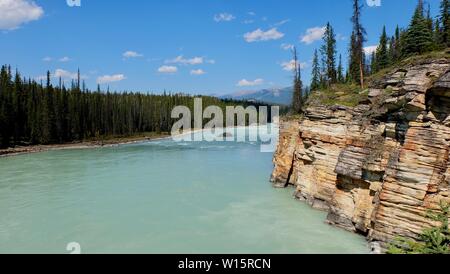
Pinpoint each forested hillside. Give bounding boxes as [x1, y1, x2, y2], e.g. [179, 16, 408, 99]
[0, 67, 268, 148]
[289, 0, 449, 115]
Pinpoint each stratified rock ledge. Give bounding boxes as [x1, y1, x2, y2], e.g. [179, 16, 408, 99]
[271, 57, 450, 251]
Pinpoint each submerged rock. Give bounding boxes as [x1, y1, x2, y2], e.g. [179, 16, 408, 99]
[221, 132, 233, 138]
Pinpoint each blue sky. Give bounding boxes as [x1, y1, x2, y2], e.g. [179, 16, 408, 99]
[0, 0, 442, 95]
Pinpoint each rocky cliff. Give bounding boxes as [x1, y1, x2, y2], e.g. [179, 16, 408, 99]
[271, 54, 450, 251]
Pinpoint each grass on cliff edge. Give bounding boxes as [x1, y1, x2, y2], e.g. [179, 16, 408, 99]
[281, 49, 450, 120]
[306, 83, 369, 108]
[297, 49, 450, 112]
[367, 49, 450, 84]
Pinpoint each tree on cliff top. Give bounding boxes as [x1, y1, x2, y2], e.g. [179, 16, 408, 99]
[348, 0, 366, 89]
[321, 22, 337, 85]
[337, 54, 344, 83]
[376, 26, 390, 71]
[402, 0, 434, 56]
[311, 49, 321, 91]
[291, 47, 303, 114]
[388, 202, 450, 254]
[440, 0, 450, 47]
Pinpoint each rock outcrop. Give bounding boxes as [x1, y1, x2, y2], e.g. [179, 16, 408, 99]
[271, 56, 450, 250]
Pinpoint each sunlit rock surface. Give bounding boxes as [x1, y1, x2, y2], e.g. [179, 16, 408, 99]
[271, 56, 450, 250]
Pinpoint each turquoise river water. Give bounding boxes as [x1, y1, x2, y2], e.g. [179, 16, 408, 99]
[0, 127, 368, 254]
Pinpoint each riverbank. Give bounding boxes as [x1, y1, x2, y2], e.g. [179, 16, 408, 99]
[0, 127, 253, 158]
[0, 132, 171, 158]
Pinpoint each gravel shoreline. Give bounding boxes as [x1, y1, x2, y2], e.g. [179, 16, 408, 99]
[0, 134, 171, 158]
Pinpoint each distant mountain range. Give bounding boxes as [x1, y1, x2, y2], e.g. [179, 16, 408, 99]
[220, 87, 293, 105]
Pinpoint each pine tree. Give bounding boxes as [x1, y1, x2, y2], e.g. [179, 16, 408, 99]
[403, 0, 434, 56]
[435, 19, 442, 47]
[376, 26, 389, 71]
[388, 35, 395, 64]
[319, 47, 328, 87]
[349, 0, 366, 89]
[370, 52, 377, 75]
[337, 54, 344, 83]
[291, 47, 303, 114]
[77, 69, 81, 90]
[322, 22, 337, 85]
[311, 49, 321, 91]
[391, 26, 402, 62]
[440, 0, 450, 47]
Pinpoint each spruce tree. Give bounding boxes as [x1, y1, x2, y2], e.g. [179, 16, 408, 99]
[376, 26, 389, 71]
[291, 47, 303, 114]
[392, 26, 402, 62]
[349, 0, 366, 89]
[440, 0, 450, 47]
[403, 0, 434, 56]
[337, 54, 344, 83]
[322, 22, 337, 85]
[311, 49, 321, 91]
[370, 52, 377, 75]
[388, 36, 395, 64]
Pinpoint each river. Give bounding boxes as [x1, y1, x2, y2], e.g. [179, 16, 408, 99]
[0, 127, 368, 254]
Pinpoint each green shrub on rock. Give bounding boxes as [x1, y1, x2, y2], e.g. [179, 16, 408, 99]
[388, 202, 450, 254]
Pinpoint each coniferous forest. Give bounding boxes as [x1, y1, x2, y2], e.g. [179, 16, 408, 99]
[2, 0, 448, 147]
[290, 0, 449, 115]
[347, 0, 447, 82]
[0, 68, 272, 149]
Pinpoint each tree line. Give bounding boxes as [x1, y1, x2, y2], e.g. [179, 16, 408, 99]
[0, 67, 271, 148]
[291, 0, 449, 114]
[371, 0, 449, 74]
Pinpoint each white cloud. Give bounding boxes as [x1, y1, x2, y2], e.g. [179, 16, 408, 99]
[0, 0, 44, 30]
[364, 45, 378, 55]
[243, 19, 254, 24]
[300, 26, 326, 44]
[244, 28, 284, 43]
[97, 74, 126, 84]
[158, 65, 178, 74]
[53, 69, 80, 79]
[54, 69, 78, 79]
[248, 12, 256, 16]
[191, 69, 206, 75]
[237, 78, 264, 87]
[214, 13, 235, 22]
[166, 55, 203, 65]
[272, 19, 290, 27]
[281, 43, 294, 51]
[42, 57, 52, 62]
[36, 70, 86, 82]
[123, 51, 143, 58]
[281, 60, 308, 71]
[59, 56, 71, 62]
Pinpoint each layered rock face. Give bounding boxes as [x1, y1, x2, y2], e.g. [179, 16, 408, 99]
[271, 57, 450, 250]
